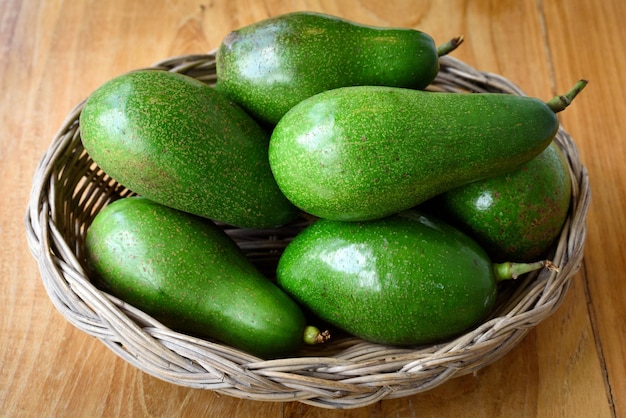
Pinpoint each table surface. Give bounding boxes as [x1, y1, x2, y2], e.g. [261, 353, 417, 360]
[2, 1, 624, 416]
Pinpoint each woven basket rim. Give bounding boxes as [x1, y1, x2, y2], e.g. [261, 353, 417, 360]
[24, 53, 591, 409]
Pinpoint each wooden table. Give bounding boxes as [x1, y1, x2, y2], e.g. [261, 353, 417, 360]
[2, 1, 624, 416]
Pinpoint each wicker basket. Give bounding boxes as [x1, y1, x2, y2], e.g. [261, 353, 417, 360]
[25, 52, 590, 409]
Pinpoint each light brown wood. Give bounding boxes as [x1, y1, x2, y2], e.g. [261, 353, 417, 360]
[1, 0, 623, 416]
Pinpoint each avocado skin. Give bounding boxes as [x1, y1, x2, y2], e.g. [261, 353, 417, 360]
[215, 11, 439, 126]
[276, 211, 498, 346]
[269, 85, 558, 222]
[428, 142, 572, 262]
[85, 196, 307, 359]
[79, 70, 299, 229]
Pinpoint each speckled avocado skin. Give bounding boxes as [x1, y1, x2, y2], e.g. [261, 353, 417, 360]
[85, 196, 307, 359]
[276, 211, 497, 346]
[215, 11, 439, 126]
[430, 142, 572, 262]
[79, 70, 299, 228]
[269, 85, 559, 222]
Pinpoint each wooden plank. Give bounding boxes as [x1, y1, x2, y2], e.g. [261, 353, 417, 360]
[543, 1, 626, 416]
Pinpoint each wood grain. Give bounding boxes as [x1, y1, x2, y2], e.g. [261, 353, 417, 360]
[1, 0, 623, 416]
[542, 1, 626, 416]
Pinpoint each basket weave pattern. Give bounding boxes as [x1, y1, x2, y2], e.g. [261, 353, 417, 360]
[25, 53, 590, 409]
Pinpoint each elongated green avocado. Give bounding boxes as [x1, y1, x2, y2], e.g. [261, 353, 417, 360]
[215, 11, 447, 126]
[79, 70, 299, 228]
[276, 211, 548, 346]
[85, 196, 320, 359]
[269, 82, 586, 221]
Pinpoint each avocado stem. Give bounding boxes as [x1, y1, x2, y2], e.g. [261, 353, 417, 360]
[492, 260, 558, 282]
[303, 325, 330, 345]
[546, 79, 588, 113]
[437, 36, 465, 57]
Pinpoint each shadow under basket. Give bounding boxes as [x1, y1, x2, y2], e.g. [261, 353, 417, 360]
[25, 53, 591, 409]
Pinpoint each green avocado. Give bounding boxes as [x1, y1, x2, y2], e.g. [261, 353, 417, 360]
[85, 196, 313, 359]
[79, 69, 299, 229]
[426, 142, 572, 262]
[276, 211, 547, 346]
[269, 82, 586, 222]
[215, 11, 444, 126]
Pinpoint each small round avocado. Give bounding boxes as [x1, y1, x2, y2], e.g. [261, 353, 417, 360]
[434, 142, 572, 262]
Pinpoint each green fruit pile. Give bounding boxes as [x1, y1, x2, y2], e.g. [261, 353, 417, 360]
[80, 12, 586, 358]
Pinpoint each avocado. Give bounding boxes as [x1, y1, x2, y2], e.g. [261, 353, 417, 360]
[269, 81, 586, 222]
[85, 196, 319, 358]
[79, 69, 299, 228]
[215, 11, 447, 126]
[427, 142, 572, 262]
[276, 210, 547, 346]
